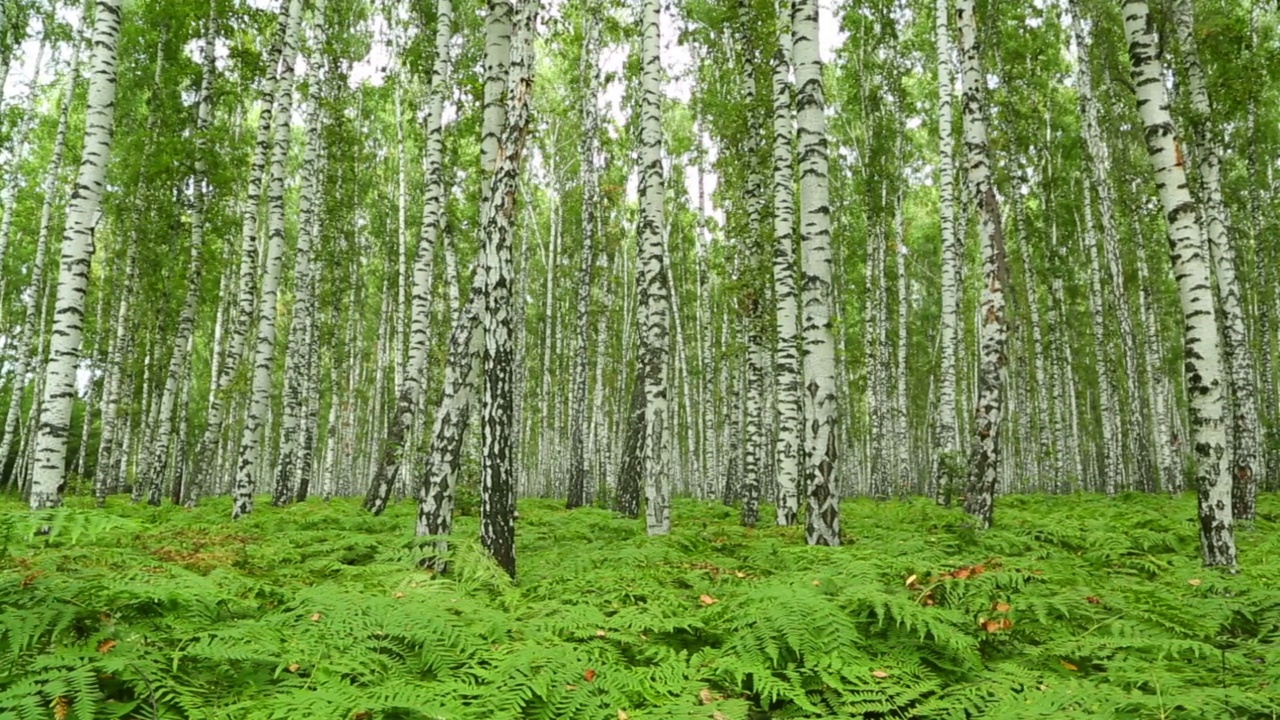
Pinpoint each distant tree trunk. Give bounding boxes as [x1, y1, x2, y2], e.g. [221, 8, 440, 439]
[1172, 0, 1259, 523]
[616, 371, 645, 517]
[1080, 197, 1121, 497]
[233, 0, 304, 519]
[190, 16, 288, 506]
[29, 0, 122, 513]
[956, 0, 1008, 529]
[364, 0, 452, 515]
[567, 9, 600, 510]
[143, 12, 216, 505]
[793, 0, 840, 546]
[1121, 0, 1236, 567]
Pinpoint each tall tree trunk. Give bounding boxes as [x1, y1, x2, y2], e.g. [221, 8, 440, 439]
[1171, 0, 1259, 522]
[566, 8, 600, 510]
[956, 0, 1008, 529]
[793, 0, 840, 546]
[0, 44, 77, 485]
[770, 0, 801, 525]
[1081, 199, 1122, 497]
[931, 0, 961, 502]
[233, 0, 304, 519]
[142, 11, 216, 505]
[364, 0, 453, 515]
[190, 16, 289, 506]
[275, 0, 330, 506]
[29, 0, 122, 512]
[479, 0, 535, 578]
[637, 0, 671, 536]
[1121, 0, 1236, 567]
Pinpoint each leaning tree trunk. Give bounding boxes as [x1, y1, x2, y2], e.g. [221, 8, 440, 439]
[793, 0, 840, 546]
[637, 0, 671, 536]
[956, 0, 1008, 530]
[29, 0, 122, 513]
[567, 7, 601, 510]
[1121, 0, 1236, 567]
[1172, 0, 1259, 523]
[233, 0, 304, 519]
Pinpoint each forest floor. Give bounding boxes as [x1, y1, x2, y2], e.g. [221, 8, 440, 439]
[2, 490, 1278, 719]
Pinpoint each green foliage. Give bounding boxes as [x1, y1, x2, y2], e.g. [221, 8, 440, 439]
[1, 493, 1278, 719]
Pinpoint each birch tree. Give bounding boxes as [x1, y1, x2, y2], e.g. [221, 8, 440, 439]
[1121, 0, 1236, 567]
[793, 0, 840, 546]
[29, 0, 122, 512]
[956, 0, 1008, 529]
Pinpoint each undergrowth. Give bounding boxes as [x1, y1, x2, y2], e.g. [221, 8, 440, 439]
[1, 492, 1278, 719]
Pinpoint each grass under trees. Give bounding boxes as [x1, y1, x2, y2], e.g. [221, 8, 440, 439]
[2, 492, 1278, 719]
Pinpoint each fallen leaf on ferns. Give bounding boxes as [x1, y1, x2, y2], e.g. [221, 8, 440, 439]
[699, 594, 718, 605]
[310, 613, 322, 622]
[1060, 660, 1078, 671]
[287, 663, 300, 672]
[712, 712, 729, 720]
[97, 639, 117, 654]
[872, 670, 890, 678]
[53, 696, 70, 720]
[993, 601, 1011, 613]
[595, 629, 607, 638]
[982, 619, 1001, 633]
[905, 574, 918, 587]
[1086, 596, 1101, 605]
[812, 579, 821, 586]
[699, 688, 714, 705]
[734, 571, 746, 578]
[565, 684, 578, 691]
[952, 568, 971, 580]
[617, 711, 629, 720]
[1188, 578, 1202, 587]
[393, 592, 405, 599]
[584, 668, 597, 682]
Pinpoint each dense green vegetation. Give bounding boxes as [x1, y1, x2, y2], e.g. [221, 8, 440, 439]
[4, 494, 1278, 719]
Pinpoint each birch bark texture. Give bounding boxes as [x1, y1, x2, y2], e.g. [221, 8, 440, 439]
[956, 0, 1008, 529]
[1171, 0, 1260, 523]
[29, 0, 123, 511]
[793, 0, 840, 546]
[1121, 0, 1236, 567]
[233, 0, 304, 519]
[364, 0, 452, 515]
[638, 0, 672, 536]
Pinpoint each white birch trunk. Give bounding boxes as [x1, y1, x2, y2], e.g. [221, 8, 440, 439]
[29, 1, 122, 512]
[1122, 0, 1235, 567]
[793, 0, 840, 545]
[233, 0, 304, 519]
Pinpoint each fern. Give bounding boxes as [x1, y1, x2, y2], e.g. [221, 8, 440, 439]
[2, 492, 1278, 719]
